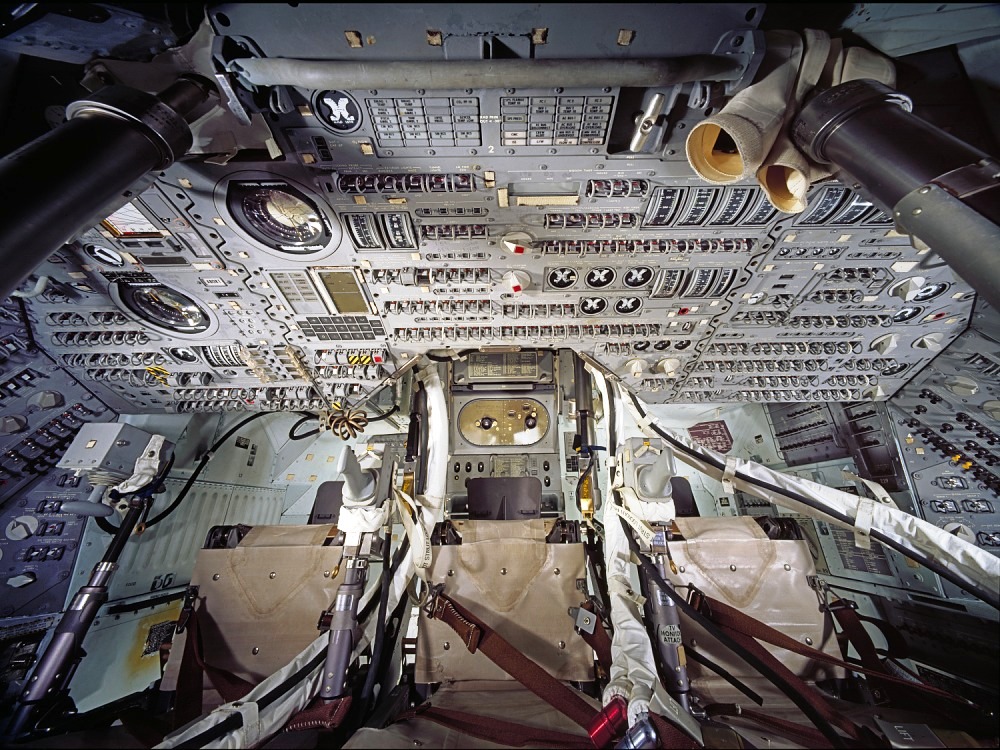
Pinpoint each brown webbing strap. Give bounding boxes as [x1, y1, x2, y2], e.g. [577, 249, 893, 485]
[173, 610, 207, 729]
[704, 593, 976, 708]
[427, 589, 599, 729]
[646, 712, 701, 749]
[579, 600, 613, 672]
[185, 605, 257, 703]
[283, 696, 353, 732]
[172, 605, 258, 731]
[396, 704, 595, 748]
[706, 703, 833, 748]
[713, 622, 866, 742]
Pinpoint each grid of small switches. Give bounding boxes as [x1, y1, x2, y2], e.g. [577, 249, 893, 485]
[367, 97, 481, 148]
[501, 95, 614, 146]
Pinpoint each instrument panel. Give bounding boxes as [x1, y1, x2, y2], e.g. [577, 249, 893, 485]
[0, 2, 982, 420]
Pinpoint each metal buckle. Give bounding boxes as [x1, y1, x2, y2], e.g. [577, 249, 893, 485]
[686, 583, 711, 617]
[175, 586, 199, 634]
[421, 583, 446, 619]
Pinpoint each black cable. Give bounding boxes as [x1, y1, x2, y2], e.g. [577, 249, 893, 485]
[15, 297, 37, 352]
[142, 412, 269, 529]
[625, 390, 1000, 611]
[288, 413, 320, 441]
[359, 525, 393, 715]
[618, 511, 849, 748]
[366, 404, 400, 422]
[358, 535, 410, 624]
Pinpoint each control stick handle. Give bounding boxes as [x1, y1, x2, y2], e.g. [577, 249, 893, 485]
[337, 448, 376, 503]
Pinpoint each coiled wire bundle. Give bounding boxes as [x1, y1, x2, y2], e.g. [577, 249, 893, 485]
[326, 407, 369, 440]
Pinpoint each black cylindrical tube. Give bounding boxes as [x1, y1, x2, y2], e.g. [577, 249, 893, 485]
[0, 77, 211, 302]
[575, 355, 595, 455]
[793, 79, 993, 211]
[0, 116, 162, 301]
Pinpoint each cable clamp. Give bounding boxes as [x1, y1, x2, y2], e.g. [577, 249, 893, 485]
[721, 456, 738, 495]
[854, 497, 876, 550]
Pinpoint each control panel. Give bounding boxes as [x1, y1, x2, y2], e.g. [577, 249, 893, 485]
[4, 2, 978, 417]
[888, 301, 1000, 558]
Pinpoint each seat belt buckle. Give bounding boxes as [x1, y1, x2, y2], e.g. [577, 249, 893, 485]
[175, 585, 199, 634]
[825, 597, 858, 613]
[421, 583, 446, 619]
[686, 584, 711, 617]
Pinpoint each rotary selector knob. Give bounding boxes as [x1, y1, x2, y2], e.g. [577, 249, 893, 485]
[524, 414, 538, 430]
[479, 417, 495, 430]
[887, 276, 927, 302]
[621, 358, 648, 379]
[5, 515, 39, 541]
[870, 333, 899, 355]
[943, 522, 975, 543]
[501, 231, 534, 255]
[28, 390, 65, 410]
[5, 572, 36, 589]
[944, 375, 979, 397]
[502, 270, 531, 294]
[654, 358, 682, 377]
[0, 415, 27, 435]
[913, 333, 944, 352]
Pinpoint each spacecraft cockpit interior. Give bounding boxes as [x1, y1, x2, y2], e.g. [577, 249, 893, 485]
[0, 3, 998, 749]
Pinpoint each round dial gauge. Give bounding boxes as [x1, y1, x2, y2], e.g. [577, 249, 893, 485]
[227, 181, 332, 253]
[892, 306, 923, 323]
[119, 285, 211, 334]
[244, 189, 324, 244]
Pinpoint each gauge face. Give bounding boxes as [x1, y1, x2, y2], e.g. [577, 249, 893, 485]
[169, 347, 199, 363]
[119, 285, 211, 334]
[893, 306, 923, 323]
[580, 297, 608, 315]
[547, 267, 578, 289]
[227, 181, 331, 253]
[614, 297, 642, 315]
[913, 282, 949, 302]
[623, 266, 653, 288]
[585, 268, 615, 289]
[880, 361, 908, 376]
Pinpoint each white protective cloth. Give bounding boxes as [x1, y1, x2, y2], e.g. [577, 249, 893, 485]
[686, 29, 897, 213]
[617, 384, 1000, 604]
[114, 434, 168, 495]
[416, 364, 449, 525]
[685, 31, 804, 184]
[591, 367, 658, 727]
[156, 548, 417, 748]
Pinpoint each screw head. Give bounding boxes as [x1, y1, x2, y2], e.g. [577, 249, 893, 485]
[729, 564, 737, 571]
[269, 571, 277, 579]
[500, 567, 507, 575]
[212, 574, 220, 581]
[443, 642, 450, 650]
[252, 647, 260, 655]
[553, 567, 561, 575]
[805, 636, 814, 646]
[558, 641, 566, 649]
[784, 564, 791, 571]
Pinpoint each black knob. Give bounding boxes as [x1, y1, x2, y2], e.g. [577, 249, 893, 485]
[524, 415, 538, 429]
[479, 417, 494, 430]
